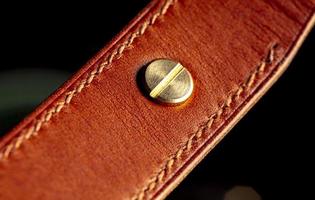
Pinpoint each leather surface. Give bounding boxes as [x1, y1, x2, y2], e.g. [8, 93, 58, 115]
[0, 0, 314, 199]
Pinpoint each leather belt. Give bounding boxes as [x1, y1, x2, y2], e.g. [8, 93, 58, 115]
[0, 0, 314, 199]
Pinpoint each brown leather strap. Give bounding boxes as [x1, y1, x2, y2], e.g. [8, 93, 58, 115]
[0, 0, 314, 199]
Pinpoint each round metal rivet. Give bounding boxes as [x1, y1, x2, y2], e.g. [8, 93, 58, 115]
[144, 59, 194, 104]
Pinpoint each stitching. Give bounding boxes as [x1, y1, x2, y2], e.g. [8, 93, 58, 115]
[0, 0, 278, 199]
[0, 0, 176, 161]
[131, 44, 278, 200]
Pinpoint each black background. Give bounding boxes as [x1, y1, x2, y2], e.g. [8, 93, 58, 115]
[0, 1, 314, 199]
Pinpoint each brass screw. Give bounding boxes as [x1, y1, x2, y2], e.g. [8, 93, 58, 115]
[144, 59, 194, 104]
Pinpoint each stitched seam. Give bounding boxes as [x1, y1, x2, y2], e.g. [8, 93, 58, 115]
[0, 0, 176, 161]
[131, 44, 278, 200]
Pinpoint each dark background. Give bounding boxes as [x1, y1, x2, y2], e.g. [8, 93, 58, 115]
[0, 1, 314, 199]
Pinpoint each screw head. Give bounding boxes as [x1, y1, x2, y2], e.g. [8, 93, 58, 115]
[144, 59, 194, 104]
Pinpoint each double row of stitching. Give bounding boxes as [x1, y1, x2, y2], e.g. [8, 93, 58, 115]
[131, 44, 278, 200]
[0, 1, 279, 200]
[0, 0, 176, 161]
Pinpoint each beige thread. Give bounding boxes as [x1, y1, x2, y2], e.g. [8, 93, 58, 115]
[0, 0, 176, 161]
[131, 45, 278, 200]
